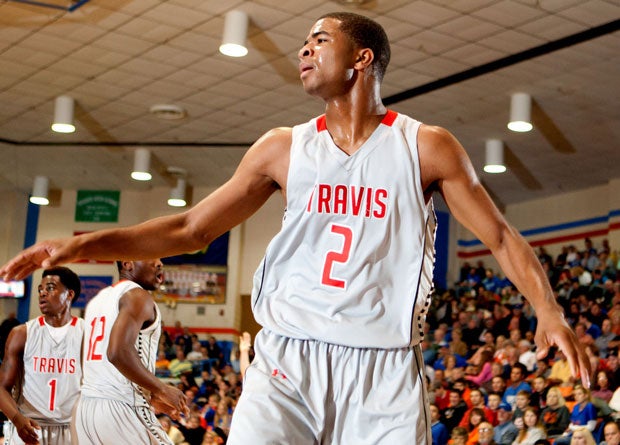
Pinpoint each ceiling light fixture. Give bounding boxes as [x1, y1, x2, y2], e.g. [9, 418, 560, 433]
[484, 139, 506, 174]
[30, 176, 50, 205]
[51, 95, 75, 133]
[219, 10, 249, 58]
[131, 148, 152, 181]
[508, 92, 533, 132]
[168, 178, 187, 207]
[149, 104, 187, 120]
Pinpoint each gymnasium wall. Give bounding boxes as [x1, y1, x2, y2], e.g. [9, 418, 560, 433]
[1, 177, 619, 336]
[454, 179, 620, 286]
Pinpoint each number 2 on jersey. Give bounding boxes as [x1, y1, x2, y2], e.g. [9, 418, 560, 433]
[321, 224, 353, 289]
[86, 316, 106, 361]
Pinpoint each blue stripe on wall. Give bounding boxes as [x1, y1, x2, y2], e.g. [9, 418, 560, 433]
[435, 211, 449, 290]
[18, 200, 39, 322]
[458, 210, 620, 248]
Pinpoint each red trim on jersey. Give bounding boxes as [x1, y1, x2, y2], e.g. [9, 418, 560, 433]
[113, 279, 128, 287]
[38, 316, 45, 326]
[381, 109, 398, 126]
[315, 110, 397, 132]
[70, 317, 78, 326]
[316, 115, 327, 132]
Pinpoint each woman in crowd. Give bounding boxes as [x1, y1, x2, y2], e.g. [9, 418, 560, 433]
[541, 386, 571, 438]
[513, 407, 547, 445]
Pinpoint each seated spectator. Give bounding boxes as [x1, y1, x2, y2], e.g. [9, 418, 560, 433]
[169, 346, 194, 377]
[442, 389, 468, 433]
[466, 348, 495, 387]
[548, 350, 573, 386]
[462, 407, 486, 445]
[430, 403, 449, 445]
[477, 421, 496, 445]
[541, 386, 570, 438]
[202, 393, 221, 427]
[584, 344, 605, 384]
[517, 340, 537, 373]
[451, 426, 469, 445]
[487, 393, 502, 421]
[494, 403, 518, 445]
[554, 384, 597, 445]
[212, 397, 233, 436]
[530, 359, 551, 381]
[178, 412, 206, 445]
[592, 370, 615, 403]
[595, 318, 620, 359]
[187, 340, 206, 361]
[156, 349, 171, 377]
[512, 390, 531, 421]
[482, 363, 507, 395]
[601, 420, 620, 445]
[512, 407, 546, 445]
[503, 364, 532, 410]
[568, 426, 596, 445]
[158, 414, 185, 445]
[460, 389, 496, 429]
[607, 349, 620, 386]
[205, 336, 223, 369]
[202, 427, 228, 445]
[529, 376, 549, 411]
[574, 323, 595, 348]
[451, 328, 469, 358]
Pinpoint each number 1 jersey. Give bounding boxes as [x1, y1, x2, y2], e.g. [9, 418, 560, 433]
[18, 316, 83, 424]
[251, 110, 436, 349]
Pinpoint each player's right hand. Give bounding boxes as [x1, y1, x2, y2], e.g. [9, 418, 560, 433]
[0, 238, 74, 281]
[151, 383, 189, 421]
[13, 413, 41, 444]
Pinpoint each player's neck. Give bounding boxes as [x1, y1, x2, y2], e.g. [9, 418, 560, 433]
[323, 92, 386, 156]
[44, 310, 72, 327]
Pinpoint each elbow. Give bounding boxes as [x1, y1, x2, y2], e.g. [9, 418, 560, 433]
[107, 345, 122, 367]
[184, 212, 216, 250]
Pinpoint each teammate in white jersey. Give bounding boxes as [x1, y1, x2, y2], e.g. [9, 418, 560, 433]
[73, 259, 187, 444]
[0, 266, 83, 445]
[1, 11, 591, 444]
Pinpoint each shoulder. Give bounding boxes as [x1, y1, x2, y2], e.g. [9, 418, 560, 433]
[236, 127, 292, 189]
[417, 124, 473, 188]
[5, 324, 27, 351]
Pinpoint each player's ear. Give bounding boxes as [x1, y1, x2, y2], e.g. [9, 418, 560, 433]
[354, 48, 374, 71]
[121, 260, 134, 271]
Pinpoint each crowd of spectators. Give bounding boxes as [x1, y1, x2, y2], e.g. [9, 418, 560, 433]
[154, 323, 254, 445]
[426, 238, 620, 444]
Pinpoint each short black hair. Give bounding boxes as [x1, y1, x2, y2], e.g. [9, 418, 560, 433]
[42, 266, 81, 298]
[319, 12, 390, 81]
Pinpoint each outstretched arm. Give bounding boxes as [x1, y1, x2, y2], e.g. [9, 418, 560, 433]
[419, 124, 591, 387]
[0, 128, 292, 280]
[108, 288, 188, 420]
[0, 326, 41, 444]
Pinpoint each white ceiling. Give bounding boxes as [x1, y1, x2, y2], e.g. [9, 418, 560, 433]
[1, 0, 619, 210]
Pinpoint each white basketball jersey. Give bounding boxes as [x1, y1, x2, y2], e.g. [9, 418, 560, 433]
[17, 316, 83, 424]
[81, 280, 161, 407]
[252, 111, 436, 349]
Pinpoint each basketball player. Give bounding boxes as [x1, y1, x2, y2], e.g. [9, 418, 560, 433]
[73, 259, 187, 444]
[1, 12, 590, 444]
[0, 267, 83, 444]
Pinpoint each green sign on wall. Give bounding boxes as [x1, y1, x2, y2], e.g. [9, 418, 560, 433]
[75, 190, 120, 222]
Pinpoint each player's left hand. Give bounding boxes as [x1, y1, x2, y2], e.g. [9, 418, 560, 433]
[534, 307, 591, 387]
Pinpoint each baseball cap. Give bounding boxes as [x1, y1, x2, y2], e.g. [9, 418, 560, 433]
[498, 402, 512, 412]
